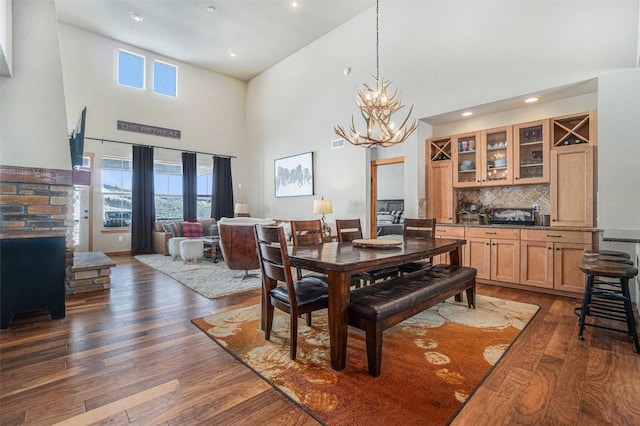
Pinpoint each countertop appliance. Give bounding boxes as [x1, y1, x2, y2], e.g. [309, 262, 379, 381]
[489, 207, 536, 226]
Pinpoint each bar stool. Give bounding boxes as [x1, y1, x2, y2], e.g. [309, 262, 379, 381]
[577, 260, 639, 353]
[582, 255, 634, 265]
[582, 249, 630, 259]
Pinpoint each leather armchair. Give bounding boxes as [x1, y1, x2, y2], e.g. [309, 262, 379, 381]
[217, 217, 275, 279]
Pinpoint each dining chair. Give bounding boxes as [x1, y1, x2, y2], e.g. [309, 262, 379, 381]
[291, 219, 324, 247]
[254, 224, 329, 360]
[335, 218, 399, 286]
[290, 219, 325, 280]
[399, 218, 437, 274]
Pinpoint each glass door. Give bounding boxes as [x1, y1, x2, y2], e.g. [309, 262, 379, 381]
[453, 132, 480, 188]
[514, 120, 549, 184]
[481, 126, 512, 186]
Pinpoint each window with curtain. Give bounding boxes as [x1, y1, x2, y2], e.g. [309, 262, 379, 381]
[197, 164, 213, 218]
[154, 162, 183, 220]
[101, 157, 133, 228]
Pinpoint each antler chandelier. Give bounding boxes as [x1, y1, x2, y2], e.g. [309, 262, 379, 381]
[334, 0, 417, 148]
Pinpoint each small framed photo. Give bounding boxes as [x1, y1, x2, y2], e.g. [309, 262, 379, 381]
[274, 152, 314, 198]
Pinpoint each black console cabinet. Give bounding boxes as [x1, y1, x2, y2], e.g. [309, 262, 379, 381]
[0, 236, 66, 328]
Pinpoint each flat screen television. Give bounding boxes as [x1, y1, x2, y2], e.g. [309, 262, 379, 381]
[69, 106, 87, 170]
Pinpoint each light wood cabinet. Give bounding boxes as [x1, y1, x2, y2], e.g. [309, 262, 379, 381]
[520, 229, 593, 294]
[433, 226, 465, 265]
[550, 145, 595, 227]
[427, 161, 454, 223]
[464, 227, 520, 284]
[427, 137, 455, 223]
[513, 119, 550, 184]
[551, 111, 597, 148]
[452, 132, 481, 187]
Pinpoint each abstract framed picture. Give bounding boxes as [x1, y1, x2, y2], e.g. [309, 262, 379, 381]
[274, 152, 314, 198]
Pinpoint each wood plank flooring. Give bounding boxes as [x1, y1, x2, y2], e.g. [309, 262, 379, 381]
[1, 256, 639, 425]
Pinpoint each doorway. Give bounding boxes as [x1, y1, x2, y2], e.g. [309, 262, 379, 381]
[370, 156, 404, 238]
[73, 153, 94, 251]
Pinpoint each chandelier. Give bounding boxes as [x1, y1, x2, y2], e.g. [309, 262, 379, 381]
[334, 0, 417, 148]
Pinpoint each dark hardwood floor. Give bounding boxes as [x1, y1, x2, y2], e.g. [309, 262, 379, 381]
[1, 256, 639, 425]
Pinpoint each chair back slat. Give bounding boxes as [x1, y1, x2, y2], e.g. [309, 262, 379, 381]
[254, 224, 297, 307]
[291, 220, 324, 247]
[403, 218, 436, 240]
[336, 219, 363, 242]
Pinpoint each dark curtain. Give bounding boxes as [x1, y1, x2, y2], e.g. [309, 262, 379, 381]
[131, 145, 155, 255]
[182, 152, 197, 221]
[211, 156, 234, 219]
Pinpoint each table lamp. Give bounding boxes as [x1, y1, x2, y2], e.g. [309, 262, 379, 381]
[234, 202, 250, 217]
[313, 197, 333, 236]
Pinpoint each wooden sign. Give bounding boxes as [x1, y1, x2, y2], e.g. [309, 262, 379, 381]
[117, 120, 181, 139]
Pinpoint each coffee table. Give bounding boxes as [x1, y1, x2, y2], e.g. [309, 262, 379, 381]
[201, 237, 222, 262]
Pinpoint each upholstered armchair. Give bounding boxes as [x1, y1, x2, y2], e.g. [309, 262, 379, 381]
[217, 217, 275, 279]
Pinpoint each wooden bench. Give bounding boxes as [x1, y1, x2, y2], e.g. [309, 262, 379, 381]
[348, 264, 477, 377]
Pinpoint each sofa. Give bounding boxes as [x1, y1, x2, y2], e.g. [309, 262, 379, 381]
[152, 218, 219, 255]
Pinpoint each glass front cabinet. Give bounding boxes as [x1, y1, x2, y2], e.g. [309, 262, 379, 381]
[452, 132, 480, 187]
[513, 119, 550, 184]
[481, 126, 513, 186]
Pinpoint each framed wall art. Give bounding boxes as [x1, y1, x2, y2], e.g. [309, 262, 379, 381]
[274, 151, 314, 198]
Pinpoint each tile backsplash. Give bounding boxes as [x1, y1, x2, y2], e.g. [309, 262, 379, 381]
[458, 184, 550, 215]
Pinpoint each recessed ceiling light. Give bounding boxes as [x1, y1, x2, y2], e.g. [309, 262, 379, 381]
[207, 5, 216, 13]
[525, 97, 539, 103]
[343, 67, 351, 76]
[289, 0, 299, 7]
[228, 50, 237, 57]
[131, 13, 143, 22]
[461, 111, 473, 117]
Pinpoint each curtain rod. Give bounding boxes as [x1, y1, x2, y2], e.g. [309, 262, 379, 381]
[85, 137, 236, 159]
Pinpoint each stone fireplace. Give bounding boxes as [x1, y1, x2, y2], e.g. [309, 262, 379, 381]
[0, 165, 96, 295]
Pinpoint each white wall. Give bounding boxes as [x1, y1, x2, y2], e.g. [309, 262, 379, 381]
[596, 67, 640, 230]
[57, 23, 248, 252]
[0, 0, 11, 76]
[0, 0, 69, 169]
[246, 0, 638, 228]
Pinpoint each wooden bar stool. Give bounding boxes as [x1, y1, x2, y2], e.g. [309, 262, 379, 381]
[577, 260, 639, 353]
[582, 249, 630, 259]
[581, 255, 634, 265]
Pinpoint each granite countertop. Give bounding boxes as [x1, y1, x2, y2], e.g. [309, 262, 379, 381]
[602, 229, 640, 243]
[437, 223, 600, 232]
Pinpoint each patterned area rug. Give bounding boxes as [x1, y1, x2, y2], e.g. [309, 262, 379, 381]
[135, 254, 261, 299]
[192, 294, 539, 425]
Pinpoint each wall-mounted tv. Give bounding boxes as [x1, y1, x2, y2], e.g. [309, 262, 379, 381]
[69, 107, 87, 170]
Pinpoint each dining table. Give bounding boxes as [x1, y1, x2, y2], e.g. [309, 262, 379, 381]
[286, 236, 467, 371]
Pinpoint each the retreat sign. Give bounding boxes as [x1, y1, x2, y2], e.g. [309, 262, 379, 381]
[117, 120, 181, 139]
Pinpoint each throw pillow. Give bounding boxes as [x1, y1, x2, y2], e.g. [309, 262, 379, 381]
[203, 224, 218, 237]
[163, 222, 181, 237]
[181, 222, 204, 238]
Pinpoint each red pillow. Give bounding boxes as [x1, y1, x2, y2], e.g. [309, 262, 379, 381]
[181, 222, 204, 238]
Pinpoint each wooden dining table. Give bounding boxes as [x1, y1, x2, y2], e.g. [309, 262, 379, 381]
[286, 237, 466, 371]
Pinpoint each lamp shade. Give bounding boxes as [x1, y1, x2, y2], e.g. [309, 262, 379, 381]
[234, 202, 250, 215]
[313, 199, 333, 215]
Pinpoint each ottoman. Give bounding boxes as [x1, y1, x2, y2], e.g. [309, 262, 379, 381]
[168, 237, 189, 261]
[180, 239, 204, 264]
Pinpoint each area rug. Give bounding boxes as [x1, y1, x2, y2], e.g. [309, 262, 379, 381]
[192, 294, 539, 425]
[135, 254, 261, 299]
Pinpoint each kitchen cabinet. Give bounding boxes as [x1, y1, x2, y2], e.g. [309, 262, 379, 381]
[551, 111, 597, 148]
[453, 127, 513, 188]
[520, 229, 593, 294]
[432, 226, 465, 265]
[481, 126, 513, 186]
[464, 227, 520, 284]
[453, 132, 481, 187]
[427, 137, 456, 223]
[550, 145, 595, 227]
[513, 119, 550, 184]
